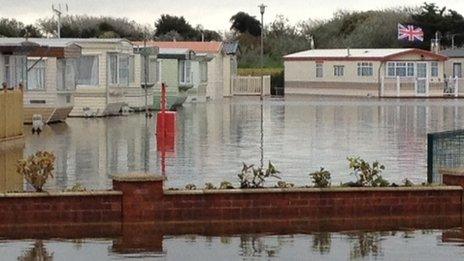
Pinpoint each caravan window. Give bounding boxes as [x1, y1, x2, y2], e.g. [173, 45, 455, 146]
[179, 60, 192, 85]
[431, 62, 438, 77]
[118, 54, 129, 86]
[387, 62, 414, 77]
[57, 59, 78, 91]
[4, 56, 26, 88]
[333, 65, 344, 77]
[27, 59, 46, 90]
[357, 62, 373, 76]
[77, 55, 99, 86]
[108, 53, 131, 86]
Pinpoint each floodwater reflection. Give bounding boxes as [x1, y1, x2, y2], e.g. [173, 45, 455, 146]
[2, 224, 464, 260]
[20, 96, 464, 190]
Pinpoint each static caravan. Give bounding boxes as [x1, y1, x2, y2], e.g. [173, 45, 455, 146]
[68, 38, 136, 117]
[440, 49, 464, 95]
[150, 48, 196, 110]
[284, 48, 448, 97]
[0, 38, 81, 123]
[136, 41, 239, 101]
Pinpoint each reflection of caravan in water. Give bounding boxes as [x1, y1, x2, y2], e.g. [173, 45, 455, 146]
[0, 38, 81, 124]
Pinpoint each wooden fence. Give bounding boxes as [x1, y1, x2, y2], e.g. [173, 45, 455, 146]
[0, 140, 24, 192]
[0, 90, 23, 141]
[232, 75, 271, 96]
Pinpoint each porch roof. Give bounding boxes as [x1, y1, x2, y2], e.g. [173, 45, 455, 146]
[0, 38, 81, 58]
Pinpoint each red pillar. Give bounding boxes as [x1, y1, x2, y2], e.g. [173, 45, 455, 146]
[112, 174, 165, 223]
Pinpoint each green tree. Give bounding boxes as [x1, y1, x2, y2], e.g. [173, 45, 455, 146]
[155, 14, 199, 40]
[37, 15, 147, 39]
[411, 2, 464, 49]
[154, 14, 221, 41]
[230, 12, 261, 37]
[0, 18, 41, 37]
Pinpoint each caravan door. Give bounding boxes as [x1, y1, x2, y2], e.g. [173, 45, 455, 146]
[416, 62, 428, 96]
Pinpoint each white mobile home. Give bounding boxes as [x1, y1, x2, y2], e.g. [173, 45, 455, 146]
[0, 38, 81, 123]
[69, 38, 137, 117]
[284, 48, 448, 97]
[440, 49, 464, 78]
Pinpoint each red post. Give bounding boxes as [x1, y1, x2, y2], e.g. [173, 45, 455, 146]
[156, 83, 176, 176]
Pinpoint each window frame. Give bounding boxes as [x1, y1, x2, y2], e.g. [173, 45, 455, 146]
[357, 62, 373, 77]
[26, 58, 46, 91]
[386, 61, 415, 77]
[77, 55, 100, 86]
[108, 53, 131, 87]
[431, 61, 438, 77]
[179, 60, 192, 85]
[333, 65, 344, 77]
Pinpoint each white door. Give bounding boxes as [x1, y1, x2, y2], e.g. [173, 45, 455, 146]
[416, 62, 428, 96]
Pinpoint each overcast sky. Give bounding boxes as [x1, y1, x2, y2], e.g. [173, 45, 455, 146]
[1, 0, 464, 31]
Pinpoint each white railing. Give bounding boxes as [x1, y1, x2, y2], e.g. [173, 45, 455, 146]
[380, 76, 459, 97]
[446, 76, 460, 97]
[380, 76, 439, 97]
[232, 75, 271, 96]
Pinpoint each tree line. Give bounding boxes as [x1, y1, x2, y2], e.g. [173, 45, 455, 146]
[1, 2, 464, 68]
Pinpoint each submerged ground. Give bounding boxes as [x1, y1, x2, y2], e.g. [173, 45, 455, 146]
[20, 96, 464, 190]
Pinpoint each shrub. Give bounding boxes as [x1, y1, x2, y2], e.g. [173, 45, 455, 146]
[204, 182, 216, 190]
[347, 156, 388, 187]
[276, 181, 294, 188]
[185, 184, 197, 190]
[219, 181, 234, 189]
[238, 161, 280, 188]
[403, 178, 414, 187]
[310, 168, 332, 188]
[66, 183, 87, 192]
[16, 151, 55, 192]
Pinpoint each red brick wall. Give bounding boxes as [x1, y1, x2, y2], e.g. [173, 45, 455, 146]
[443, 173, 464, 188]
[0, 192, 122, 225]
[113, 177, 463, 223]
[0, 178, 461, 226]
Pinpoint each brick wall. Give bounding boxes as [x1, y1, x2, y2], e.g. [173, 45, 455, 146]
[0, 174, 462, 226]
[113, 174, 463, 223]
[0, 191, 122, 225]
[442, 168, 464, 188]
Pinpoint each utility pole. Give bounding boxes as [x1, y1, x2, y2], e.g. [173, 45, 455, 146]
[52, 3, 68, 38]
[259, 4, 266, 169]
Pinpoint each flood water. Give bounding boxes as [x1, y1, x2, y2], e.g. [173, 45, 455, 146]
[2, 228, 464, 260]
[16, 96, 464, 190]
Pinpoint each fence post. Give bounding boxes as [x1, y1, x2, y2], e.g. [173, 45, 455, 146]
[427, 133, 434, 183]
[396, 76, 400, 97]
[455, 77, 459, 97]
[380, 76, 384, 97]
[246, 75, 252, 92]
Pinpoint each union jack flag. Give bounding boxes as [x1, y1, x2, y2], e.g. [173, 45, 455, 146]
[398, 24, 424, 42]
